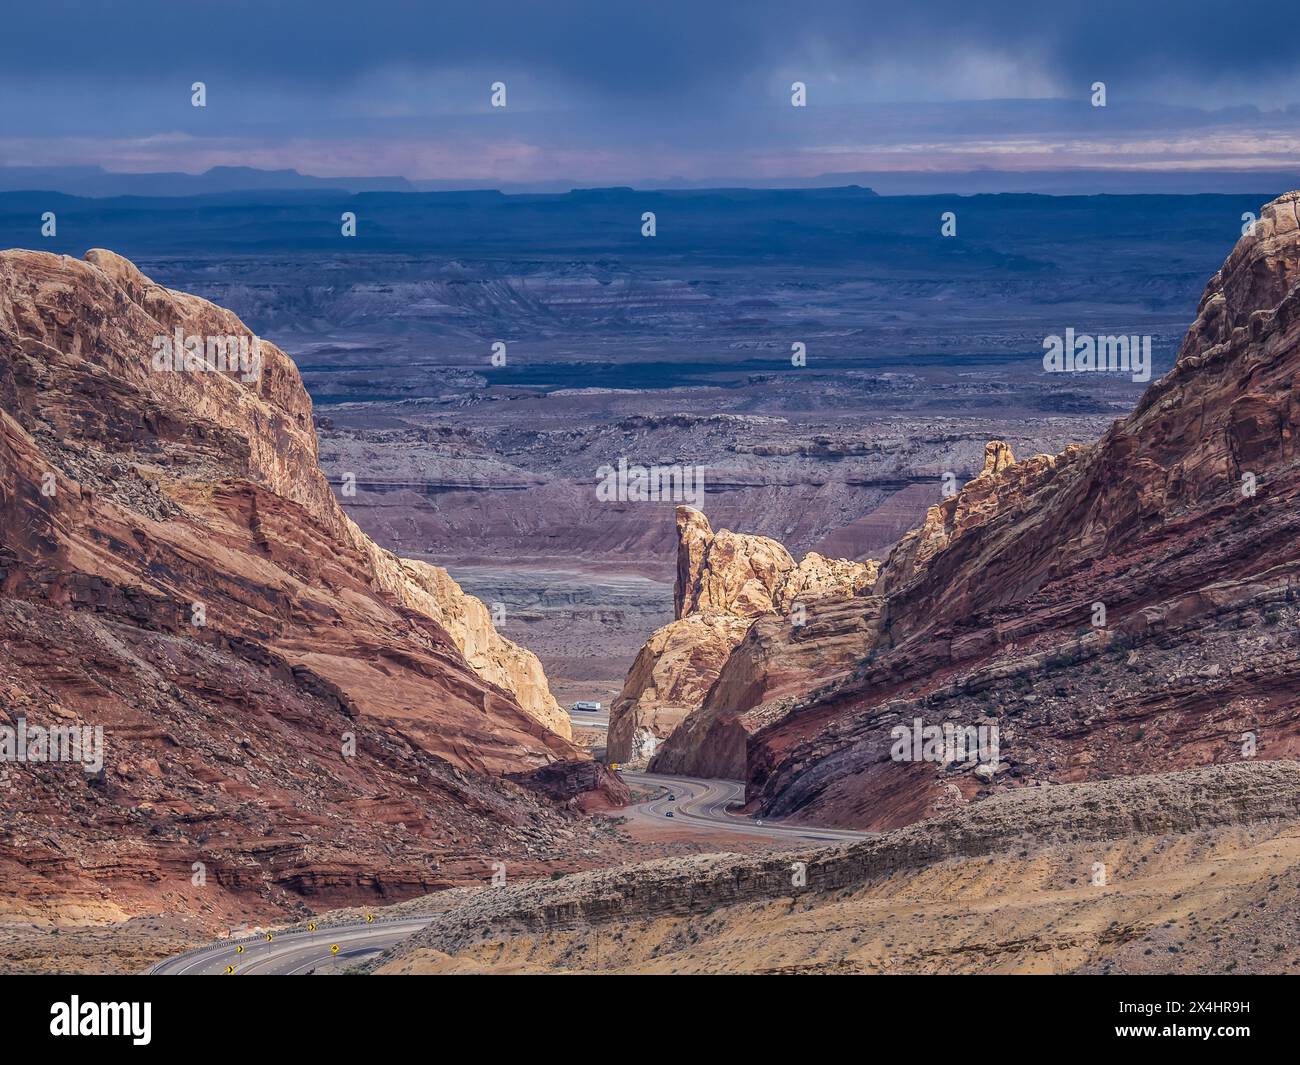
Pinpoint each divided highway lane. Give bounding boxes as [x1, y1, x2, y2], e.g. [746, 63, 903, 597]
[151, 774, 867, 974]
[621, 772, 870, 843]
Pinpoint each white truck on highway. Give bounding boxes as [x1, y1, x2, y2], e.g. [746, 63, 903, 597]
[570, 700, 602, 713]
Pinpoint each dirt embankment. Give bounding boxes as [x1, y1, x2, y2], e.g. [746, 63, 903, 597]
[367, 761, 1300, 974]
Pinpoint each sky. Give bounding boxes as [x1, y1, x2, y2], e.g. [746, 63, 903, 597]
[2, 0, 1299, 186]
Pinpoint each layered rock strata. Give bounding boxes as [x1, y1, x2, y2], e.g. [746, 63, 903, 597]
[0, 249, 584, 922]
[606, 505, 876, 767]
[635, 193, 1300, 826]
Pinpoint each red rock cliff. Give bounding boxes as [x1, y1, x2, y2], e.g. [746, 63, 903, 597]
[0, 249, 582, 923]
[663, 191, 1300, 826]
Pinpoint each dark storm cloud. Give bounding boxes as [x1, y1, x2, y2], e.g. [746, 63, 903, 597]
[3, 0, 1298, 103]
[2, 1, 1297, 181]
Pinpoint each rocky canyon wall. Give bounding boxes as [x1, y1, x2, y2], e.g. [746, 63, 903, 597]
[0, 249, 582, 922]
[647, 191, 1300, 829]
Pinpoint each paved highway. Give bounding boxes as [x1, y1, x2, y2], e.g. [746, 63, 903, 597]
[150, 773, 866, 974]
[621, 772, 870, 843]
[149, 917, 434, 975]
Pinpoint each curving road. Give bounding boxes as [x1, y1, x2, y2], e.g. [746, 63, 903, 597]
[622, 772, 870, 843]
[150, 773, 867, 974]
[149, 917, 435, 975]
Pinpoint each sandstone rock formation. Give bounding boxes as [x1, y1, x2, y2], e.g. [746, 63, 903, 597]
[605, 611, 754, 765]
[0, 249, 584, 923]
[666, 190, 1300, 829]
[398, 560, 568, 737]
[674, 504, 877, 617]
[606, 506, 876, 767]
[649, 594, 886, 779]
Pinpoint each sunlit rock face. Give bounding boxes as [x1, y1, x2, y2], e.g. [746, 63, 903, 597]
[607, 505, 877, 769]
